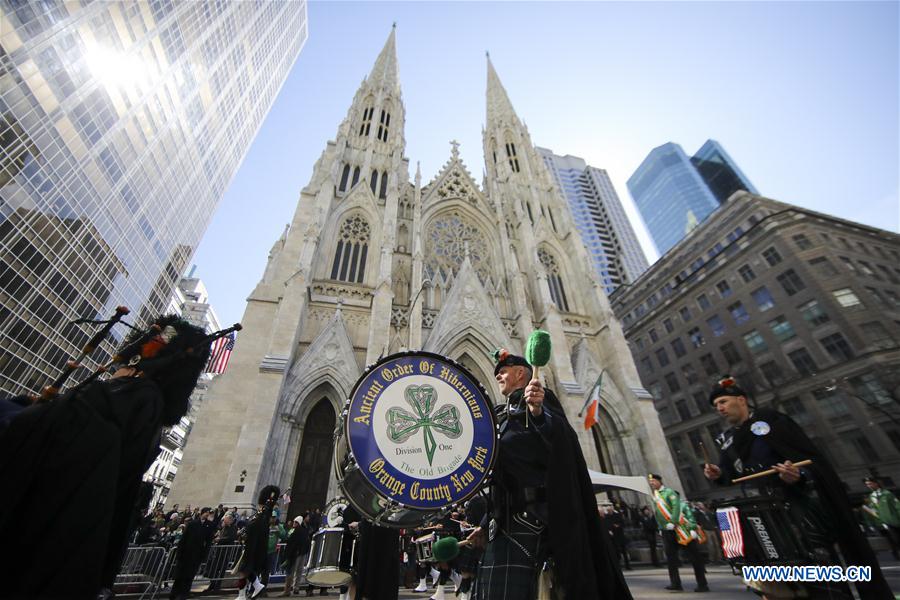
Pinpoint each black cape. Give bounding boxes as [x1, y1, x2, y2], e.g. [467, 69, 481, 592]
[720, 408, 892, 599]
[504, 388, 632, 600]
[0, 377, 165, 600]
[342, 504, 400, 600]
[241, 505, 274, 577]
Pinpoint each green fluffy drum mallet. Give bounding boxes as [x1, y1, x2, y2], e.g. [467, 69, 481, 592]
[524, 329, 552, 428]
[432, 536, 461, 562]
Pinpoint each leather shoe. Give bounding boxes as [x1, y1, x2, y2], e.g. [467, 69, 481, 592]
[694, 586, 710, 593]
[665, 584, 684, 591]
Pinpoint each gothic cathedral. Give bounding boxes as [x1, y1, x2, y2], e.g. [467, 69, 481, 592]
[170, 29, 678, 511]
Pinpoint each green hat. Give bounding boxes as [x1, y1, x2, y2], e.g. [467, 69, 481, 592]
[432, 536, 460, 562]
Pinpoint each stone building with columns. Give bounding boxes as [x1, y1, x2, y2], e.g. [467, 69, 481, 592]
[169, 29, 678, 512]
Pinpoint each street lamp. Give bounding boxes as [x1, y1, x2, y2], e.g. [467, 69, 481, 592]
[407, 278, 432, 350]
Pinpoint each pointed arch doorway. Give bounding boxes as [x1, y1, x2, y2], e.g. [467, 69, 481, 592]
[288, 400, 335, 520]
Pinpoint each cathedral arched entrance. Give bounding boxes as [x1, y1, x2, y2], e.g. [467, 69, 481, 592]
[288, 399, 335, 519]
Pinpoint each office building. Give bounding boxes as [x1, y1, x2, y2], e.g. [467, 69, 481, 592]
[0, 0, 308, 395]
[627, 140, 756, 255]
[537, 148, 648, 294]
[611, 192, 900, 500]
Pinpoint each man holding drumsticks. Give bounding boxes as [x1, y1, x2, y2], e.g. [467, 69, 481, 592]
[703, 376, 892, 598]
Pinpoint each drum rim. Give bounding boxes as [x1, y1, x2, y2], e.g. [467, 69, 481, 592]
[343, 350, 499, 512]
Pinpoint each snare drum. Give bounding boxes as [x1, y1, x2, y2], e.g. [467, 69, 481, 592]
[413, 532, 441, 563]
[306, 527, 356, 586]
[334, 352, 498, 528]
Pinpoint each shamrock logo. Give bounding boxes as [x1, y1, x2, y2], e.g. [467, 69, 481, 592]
[387, 384, 462, 466]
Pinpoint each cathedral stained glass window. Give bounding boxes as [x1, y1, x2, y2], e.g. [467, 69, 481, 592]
[424, 214, 491, 282]
[538, 247, 570, 312]
[331, 215, 370, 284]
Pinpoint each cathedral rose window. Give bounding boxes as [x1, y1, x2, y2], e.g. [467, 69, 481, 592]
[425, 213, 490, 283]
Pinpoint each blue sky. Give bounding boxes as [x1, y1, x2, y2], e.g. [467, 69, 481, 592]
[194, 1, 899, 327]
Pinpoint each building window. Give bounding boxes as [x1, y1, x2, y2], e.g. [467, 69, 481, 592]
[850, 433, 879, 463]
[656, 347, 670, 367]
[699, 353, 718, 375]
[819, 332, 854, 361]
[679, 306, 692, 322]
[359, 105, 373, 136]
[706, 315, 726, 337]
[808, 256, 839, 277]
[692, 392, 709, 414]
[648, 382, 663, 400]
[338, 164, 351, 192]
[857, 260, 878, 278]
[330, 215, 370, 284]
[781, 398, 811, 426]
[716, 279, 732, 298]
[376, 109, 391, 142]
[369, 170, 378, 195]
[777, 269, 806, 296]
[728, 301, 750, 325]
[886, 290, 900, 306]
[675, 399, 691, 420]
[665, 372, 681, 393]
[850, 372, 893, 406]
[788, 348, 818, 376]
[759, 361, 785, 386]
[798, 299, 829, 327]
[351, 166, 361, 187]
[832, 288, 862, 308]
[640, 356, 654, 374]
[379, 170, 388, 199]
[813, 388, 850, 419]
[505, 142, 520, 173]
[688, 327, 705, 349]
[720, 342, 742, 365]
[762, 246, 783, 266]
[537, 248, 570, 312]
[697, 294, 711, 311]
[635, 337, 645, 350]
[768, 315, 796, 342]
[743, 330, 768, 354]
[751, 286, 775, 311]
[738, 264, 756, 282]
[663, 318, 674, 333]
[792, 234, 812, 250]
[671, 337, 687, 358]
[682, 363, 699, 384]
[649, 328, 659, 343]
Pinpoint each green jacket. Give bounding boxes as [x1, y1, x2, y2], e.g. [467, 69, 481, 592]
[679, 500, 698, 532]
[866, 488, 900, 527]
[653, 486, 681, 530]
[268, 523, 286, 554]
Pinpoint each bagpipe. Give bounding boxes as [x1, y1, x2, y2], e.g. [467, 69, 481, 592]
[31, 305, 241, 403]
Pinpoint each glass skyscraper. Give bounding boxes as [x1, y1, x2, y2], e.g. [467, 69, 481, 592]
[0, 0, 307, 395]
[627, 140, 756, 256]
[538, 147, 648, 294]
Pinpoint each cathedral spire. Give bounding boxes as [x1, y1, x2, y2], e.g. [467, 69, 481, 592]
[485, 54, 519, 129]
[368, 26, 400, 93]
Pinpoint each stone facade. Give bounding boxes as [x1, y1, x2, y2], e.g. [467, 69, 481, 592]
[610, 192, 900, 500]
[169, 30, 679, 510]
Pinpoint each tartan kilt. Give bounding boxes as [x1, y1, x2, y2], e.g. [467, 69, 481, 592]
[453, 544, 482, 574]
[474, 521, 543, 600]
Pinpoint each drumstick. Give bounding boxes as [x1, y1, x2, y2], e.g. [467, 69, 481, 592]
[731, 459, 812, 483]
[699, 441, 712, 465]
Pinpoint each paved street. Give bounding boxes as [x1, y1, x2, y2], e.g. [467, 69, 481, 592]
[191, 557, 900, 599]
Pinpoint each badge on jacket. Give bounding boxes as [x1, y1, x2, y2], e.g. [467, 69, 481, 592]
[750, 421, 770, 436]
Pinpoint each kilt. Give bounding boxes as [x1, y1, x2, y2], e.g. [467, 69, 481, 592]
[474, 519, 545, 600]
[453, 544, 482, 574]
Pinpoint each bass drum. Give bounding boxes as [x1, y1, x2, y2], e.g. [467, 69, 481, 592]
[334, 351, 497, 529]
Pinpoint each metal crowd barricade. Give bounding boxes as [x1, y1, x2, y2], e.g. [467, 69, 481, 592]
[113, 545, 168, 599]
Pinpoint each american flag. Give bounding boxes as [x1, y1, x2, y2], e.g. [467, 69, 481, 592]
[716, 507, 745, 558]
[206, 331, 235, 374]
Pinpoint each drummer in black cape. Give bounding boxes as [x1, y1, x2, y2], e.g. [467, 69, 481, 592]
[466, 349, 631, 600]
[0, 314, 213, 600]
[703, 376, 893, 599]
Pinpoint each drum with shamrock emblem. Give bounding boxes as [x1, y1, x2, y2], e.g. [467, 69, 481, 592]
[334, 351, 498, 528]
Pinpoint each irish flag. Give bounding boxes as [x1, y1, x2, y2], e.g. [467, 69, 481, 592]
[580, 371, 604, 431]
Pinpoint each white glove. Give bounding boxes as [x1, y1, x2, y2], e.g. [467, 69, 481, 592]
[665, 523, 675, 531]
[690, 530, 698, 539]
